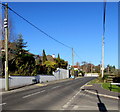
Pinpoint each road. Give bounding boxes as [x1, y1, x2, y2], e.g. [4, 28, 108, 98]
[1, 77, 119, 111]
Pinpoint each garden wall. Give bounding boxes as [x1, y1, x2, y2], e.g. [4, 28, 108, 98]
[0, 68, 69, 90]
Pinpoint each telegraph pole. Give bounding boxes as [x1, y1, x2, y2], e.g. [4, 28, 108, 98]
[101, 36, 104, 78]
[4, 3, 9, 91]
[72, 48, 74, 76]
[101, 0, 106, 78]
[72, 48, 74, 66]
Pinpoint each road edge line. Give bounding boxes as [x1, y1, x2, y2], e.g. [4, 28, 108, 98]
[81, 79, 119, 100]
[84, 90, 119, 100]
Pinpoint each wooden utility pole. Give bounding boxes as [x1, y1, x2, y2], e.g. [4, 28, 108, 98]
[72, 48, 74, 76]
[101, 36, 104, 78]
[101, 0, 106, 78]
[4, 3, 9, 91]
[72, 48, 74, 66]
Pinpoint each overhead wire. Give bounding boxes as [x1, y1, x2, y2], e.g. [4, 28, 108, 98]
[1, 3, 72, 49]
[103, 0, 106, 37]
[1, 3, 83, 64]
[73, 50, 83, 63]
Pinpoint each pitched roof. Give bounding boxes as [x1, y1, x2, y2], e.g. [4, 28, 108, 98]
[72, 65, 80, 68]
[47, 55, 55, 62]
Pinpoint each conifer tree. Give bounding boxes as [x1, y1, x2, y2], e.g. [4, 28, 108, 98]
[15, 34, 27, 55]
[57, 53, 61, 68]
[42, 49, 47, 64]
[58, 54, 60, 60]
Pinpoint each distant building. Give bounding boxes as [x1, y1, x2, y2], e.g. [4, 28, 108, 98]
[52, 54, 55, 58]
[72, 65, 80, 71]
[47, 55, 55, 62]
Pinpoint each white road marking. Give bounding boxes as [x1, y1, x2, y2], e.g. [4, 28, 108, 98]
[85, 90, 119, 100]
[0, 103, 6, 106]
[73, 105, 79, 110]
[62, 90, 80, 109]
[66, 102, 70, 105]
[23, 90, 46, 98]
[51, 86, 60, 89]
[62, 104, 69, 108]
[62, 84, 87, 109]
[73, 95, 76, 98]
[41, 90, 45, 92]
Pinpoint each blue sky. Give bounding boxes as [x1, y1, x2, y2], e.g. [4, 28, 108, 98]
[5, 2, 118, 67]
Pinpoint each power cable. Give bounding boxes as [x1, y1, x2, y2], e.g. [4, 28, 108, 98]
[103, 0, 106, 37]
[74, 50, 83, 62]
[1, 3, 82, 65]
[1, 3, 72, 49]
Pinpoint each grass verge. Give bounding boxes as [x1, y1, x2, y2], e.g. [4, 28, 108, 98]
[102, 83, 120, 93]
[88, 77, 120, 93]
[88, 77, 104, 84]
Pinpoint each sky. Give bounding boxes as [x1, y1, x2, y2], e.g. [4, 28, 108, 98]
[2, 2, 118, 67]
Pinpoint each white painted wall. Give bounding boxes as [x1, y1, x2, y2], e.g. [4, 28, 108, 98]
[0, 69, 69, 90]
[54, 68, 69, 80]
[0, 78, 5, 90]
[37, 75, 56, 83]
[9, 76, 35, 88]
[85, 73, 99, 77]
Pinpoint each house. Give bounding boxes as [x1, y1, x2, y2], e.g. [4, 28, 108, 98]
[46, 55, 55, 62]
[72, 65, 80, 71]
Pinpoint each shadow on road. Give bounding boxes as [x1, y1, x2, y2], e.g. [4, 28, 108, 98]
[81, 89, 108, 112]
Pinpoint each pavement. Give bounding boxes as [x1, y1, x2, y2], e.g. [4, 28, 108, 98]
[82, 83, 120, 99]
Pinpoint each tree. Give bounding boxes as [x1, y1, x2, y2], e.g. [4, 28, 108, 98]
[12, 54, 36, 76]
[104, 65, 116, 74]
[15, 34, 27, 55]
[58, 54, 60, 60]
[94, 64, 101, 73]
[56, 54, 61, 68]
[9, 35, 36, 76]
[55, 55, 68, 69]
[44, 61, 57, 75]
[42, 49, 47, 64]
[82, 61, 87, 65]
[81, 61, 88, 73]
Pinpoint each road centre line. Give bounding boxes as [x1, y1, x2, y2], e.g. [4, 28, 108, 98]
[62, 84, 87, 109]
[51, 86, 60, 89]
[23, 90, 46, 98]
[0, 103, 6, 106]
[41, 90, 45, 92]
[62, 89, 80, 109]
